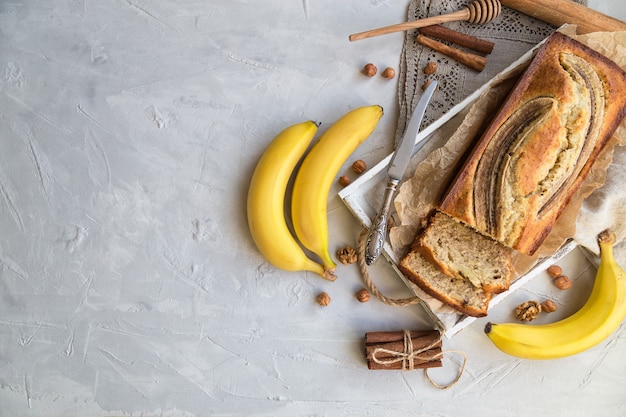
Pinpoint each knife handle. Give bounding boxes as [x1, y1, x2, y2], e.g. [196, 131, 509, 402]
[365, 177, 400, 265]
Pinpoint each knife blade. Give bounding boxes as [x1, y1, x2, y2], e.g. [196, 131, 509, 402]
[365, 80, 437, 265]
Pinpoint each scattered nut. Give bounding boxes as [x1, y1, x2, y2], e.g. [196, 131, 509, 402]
[514, 300, 542, 322]
[547, 265, 563, 278]
[336, 246, 357, 265]
[339, 175, 351, 187]
[355, 288, 371, 303]
[352, 159, 367, 175]
[553, 275, 573, 290]
[316, 292, 331, 306]
[363, 63, 377, 77]
[422, 79, 433, 91]
[424, 61, 437, 75]
[541, 299, 558, 313]
[381, 67, 396, 79]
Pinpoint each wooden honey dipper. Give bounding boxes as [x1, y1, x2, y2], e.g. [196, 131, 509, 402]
[349, 0, 502, 41]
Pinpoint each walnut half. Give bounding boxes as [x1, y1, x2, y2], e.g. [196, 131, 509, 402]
[336, 246, 357, 265]
[514, 300, 542, 321]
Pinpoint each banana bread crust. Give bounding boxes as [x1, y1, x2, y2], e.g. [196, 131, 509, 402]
[399, 249, 492, 317]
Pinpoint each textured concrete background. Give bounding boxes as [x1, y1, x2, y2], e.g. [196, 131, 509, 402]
[0, 1, 625, 416]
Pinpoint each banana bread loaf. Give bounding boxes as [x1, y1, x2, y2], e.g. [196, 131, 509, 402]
[439, 32, 626, 255]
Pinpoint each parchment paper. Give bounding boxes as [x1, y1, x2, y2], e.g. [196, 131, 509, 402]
[390, 27, 626, 320]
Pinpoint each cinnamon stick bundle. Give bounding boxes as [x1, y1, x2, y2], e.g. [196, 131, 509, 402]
[364, 329, 443, 370]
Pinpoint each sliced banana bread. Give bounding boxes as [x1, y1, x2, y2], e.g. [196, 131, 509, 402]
[416, 210, 512, 294]
[399, 248, 492, 317]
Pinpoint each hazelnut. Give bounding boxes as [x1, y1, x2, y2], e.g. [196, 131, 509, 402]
[316, 292, 331, 306]
[422, 79, 433, 91]
[352, 159, 367, 174]
[553, 275, 573, 290]
[514, 300, 542, 322]
[363, 63, 377, 77]
[339, 175, 351, 187]
[336, 246, 357, 264]
[547, 265, 563, 278]
[424, 61, 437, 75]
[541, 300, 558, 313]
[381, 67, 396, 79]
[355, 288, 370, 303]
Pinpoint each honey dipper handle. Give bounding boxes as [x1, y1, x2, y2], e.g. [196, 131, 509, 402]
[349, 9, 470, 41]
[501, 0, 626, 34]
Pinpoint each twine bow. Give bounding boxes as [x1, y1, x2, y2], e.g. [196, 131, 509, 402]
[371, 329, 439, 370]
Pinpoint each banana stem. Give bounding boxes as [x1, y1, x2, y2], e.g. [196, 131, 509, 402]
[598, 229, 616, 248]
[321, 268, 337, 282]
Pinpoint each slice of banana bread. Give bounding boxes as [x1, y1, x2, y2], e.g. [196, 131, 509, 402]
[416, 210, 512, 294]
[399, 248, 492, 317]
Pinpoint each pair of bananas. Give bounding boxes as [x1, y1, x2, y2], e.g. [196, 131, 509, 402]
[485, 230, 626, 359]
[247, 105, 383, 280]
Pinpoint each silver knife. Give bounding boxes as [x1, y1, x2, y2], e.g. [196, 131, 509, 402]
[365, 80, 437, 265]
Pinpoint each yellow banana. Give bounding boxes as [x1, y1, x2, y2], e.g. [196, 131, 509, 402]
[485, 230, 626, 359]
[291, 105, 383, 271]
[247, 120, 336, 281]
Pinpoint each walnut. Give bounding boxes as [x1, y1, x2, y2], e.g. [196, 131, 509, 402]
[424, 61, 437, 75]
[316, 292, 331, 306]
[381, 67, 396, 79]
[336, 246, 357, 265]
[352, 159, 367, 175]
[339, 175, 351, 187]
[514, 300, 542, 321]
[541, 300, 558, 313]
[363, 63, 377, 77]
[553, 275, 573, 290]
[355, 288, 370, 302]
[547, 264, 563, 278]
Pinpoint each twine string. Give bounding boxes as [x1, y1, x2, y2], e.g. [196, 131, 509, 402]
[357, 229, 422, 306]
[424, 349, 467, 389]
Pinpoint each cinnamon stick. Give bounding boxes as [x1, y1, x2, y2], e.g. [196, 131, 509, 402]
[416, 34, 487, 72]
[419, 25, 494, 54]
[365, 329, 439, 345]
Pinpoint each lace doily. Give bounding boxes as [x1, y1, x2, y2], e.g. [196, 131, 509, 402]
[396, 0, 588, 145]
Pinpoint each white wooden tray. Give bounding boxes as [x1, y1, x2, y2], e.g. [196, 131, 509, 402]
[338, 37, 584, 337]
